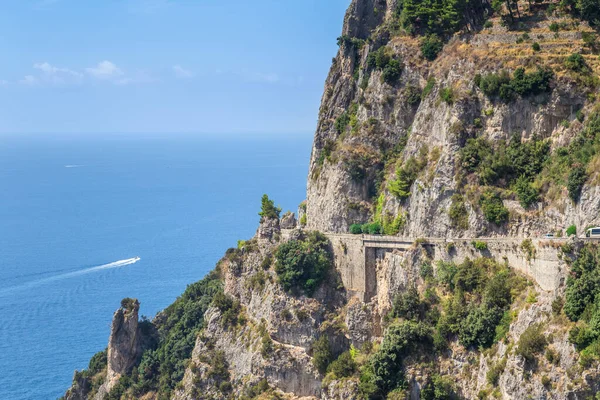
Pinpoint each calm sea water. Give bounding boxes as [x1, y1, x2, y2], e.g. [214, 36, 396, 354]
[0, 133, 311, 400]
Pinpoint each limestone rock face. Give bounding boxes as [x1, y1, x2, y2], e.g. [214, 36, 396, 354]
[64, 372, 90, 400]
[305, 0, 598, 237]
[256, 216, 281, 241]
[98, 299, 143, 396]
[280, 211, 297, 229]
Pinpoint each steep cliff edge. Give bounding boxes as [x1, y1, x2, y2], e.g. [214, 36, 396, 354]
[65, 0, 600, 399]
[306, 0, 600, 237]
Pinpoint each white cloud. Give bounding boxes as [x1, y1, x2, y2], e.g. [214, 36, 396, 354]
[173, 65, 194, 79]
[19, 75, 37, 86]
[85, 61, 124, 80]
[243, 71, 280, 84]
[34, 62, 83, 84]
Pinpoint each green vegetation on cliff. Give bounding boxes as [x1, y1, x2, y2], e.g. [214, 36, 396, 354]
[274, 231, 333, 295]
[358, 257, 527, 398]
[565, 244, 600, 364]
[124, 270, 222, 399]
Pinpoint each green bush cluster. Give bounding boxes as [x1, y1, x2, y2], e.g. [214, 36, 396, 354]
[475, 67, 554, 102]
[327, 351, 357, 379]
[274, 231, 333, 295]
[439, 86, 454, 104]
[567, 225, 577, 237]
[342, 151, 374, 182]
[562, 245, 600, 365]
[389, 147, 429, 200]
[349, 222, 383, 235]
[367, 47, 403, 85]
[212, 291, 243, 329]
[513, 176, 538, 208]
[421, 34, 444, 61]
[312, 335, 333, 374]
[480, 190, 509, 225]
[395, 0, 487, 36]
[565, 53, 589, 73]
[460, 134, 549, 187]
[448, 194, 469, 230]
[358, 257, 524, 398]
[541, 111, 600, 203]
[359, 321, 432, 397]
[420, 374, 457, 400]
[516, 324, 547, 362]
[568, 164, 587, 202]
[472, 240, 488, 251]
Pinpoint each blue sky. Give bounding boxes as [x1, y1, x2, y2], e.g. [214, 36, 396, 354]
[0, 0, 349, 134]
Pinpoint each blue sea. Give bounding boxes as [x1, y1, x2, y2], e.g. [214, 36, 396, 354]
[0, 133, 311, 400]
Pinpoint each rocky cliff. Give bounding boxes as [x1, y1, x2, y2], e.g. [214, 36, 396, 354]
[65, 0, 600, 399]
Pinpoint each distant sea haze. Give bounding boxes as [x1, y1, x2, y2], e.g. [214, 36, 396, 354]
[0, 132, 311, 400]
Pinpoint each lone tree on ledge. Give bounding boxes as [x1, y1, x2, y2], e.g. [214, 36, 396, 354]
[259, 194, 281, 221]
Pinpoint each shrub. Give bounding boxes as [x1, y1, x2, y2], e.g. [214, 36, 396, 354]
[389, 149, 428, 200]
[459, 305, 503, 348]
[259, 194, 281, 220]
[207, 350, 230, 384]
[261, 333, 273, 358]
[486, 357, 506, 385]
[514, 176, 538, 208]
[546, 348, 560, 365]
[516, 324, 547, 362]
[421, 375, 456, 400]
[552, 296, 564, 316]
[335, 112, 351, 134]
[472, 241, 488, 251]
[439, 87, 454, 104]
[393, 287, 427, 321]
[362, 222, 383, 235]
[567, 225, 577, 237]
[312, 335, 332, 374]
[212, 292, 242, 329]
[327, 351, 356, 378]
[568, 164, 587, 202]
[484, 20, 493, 29]
[368, 321, 432, 396]
[405, 85, 422, 105]
[476, 67, 553, 102]
[520, 239, 536, 261]
[549, 22, 559, 32]
[350, 224, 362, 234]
[532, 42, 541, 52]
[421, 34, 444, 61]
[436, 261, 458, 288]
[275, 231, 332, 295]
[565, 53, 589, 73]
[367, 47, 402, 85]
[565, 245, 600, 321]
[480, 191, 509, 225]
[422, 77, 436, 99]
[300, 213, 307, 227]
[382, 60, 403, 85]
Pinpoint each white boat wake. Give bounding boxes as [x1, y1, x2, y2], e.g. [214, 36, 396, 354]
[0, 257, 141, 297]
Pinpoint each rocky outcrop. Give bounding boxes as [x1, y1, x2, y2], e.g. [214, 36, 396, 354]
[64, 372, 90, 400]
[280, 211, 297, 229]
[96, 299, 143, 398]
[306, 0, 599, 236]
